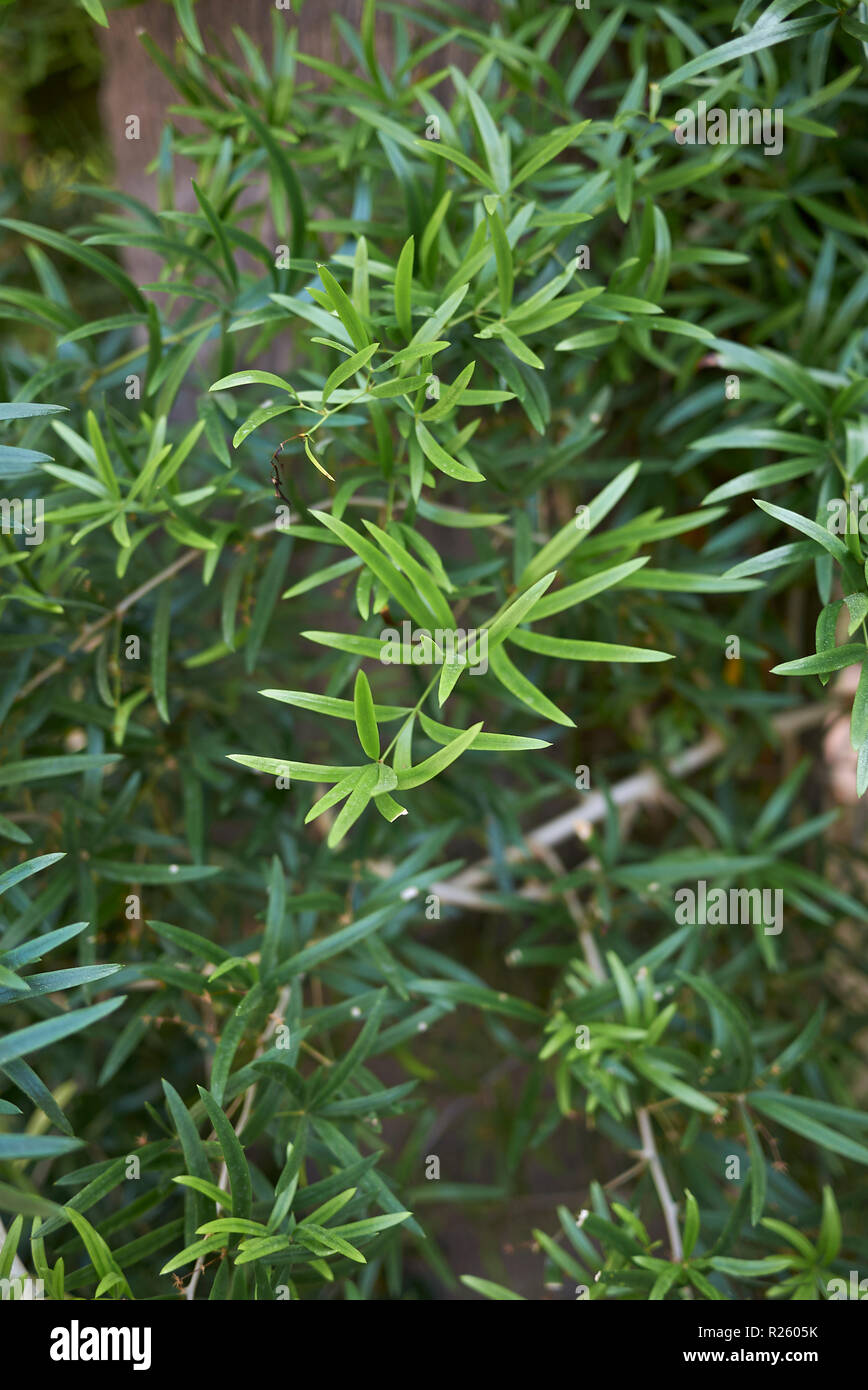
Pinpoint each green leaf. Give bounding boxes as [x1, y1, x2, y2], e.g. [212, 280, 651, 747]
[706, 1254, 794, 1277]
[649, 1266, 681, 1300]
[485, 205, 513, 317]
[234, 98, 306, 261]
[309, 509, 436, 628]
[566, 8, 625, 100]
[703, 459, 819, 507]
[759, 1218, 816, 1262]
[0, 403, 67, 422]
[486, 572, 556, 651]
[520, 462, 640, 587]
[739, 1102, 767, 1226]
[294, 1223, 366, 1263]
[680, 972, 754, 1088]
[851, 662, 868, 749]
[272, 905, 393, 984]
[419, 361, 476, 424]
[192, 180, 238, 289]
[395, 722, 484, 790]
[64, 1207, 131, 1299]
[197, 1087, 252, 1221]
[633, 1058, 719, 1115]
[415, 140, 496, 192]
[614, 156, 633, 224]
[0, 1134, 83, 1160]
[353, 670, 380, 760]
[173, 0, 204, 53]
[160, 1235, 225, 1276]
[0, 998, 124, 1069]
[658, 15, 831, 91]
[233, 402, 299, 449]
[511, 121, 590, 187]
[1, 921, 89, 969]
[353, 234, 370, 318]
[508, 630, 673, 663]
[151, 582, 171, 724]
[282, 556, 363, 601]
[317, 264, 370, 352]
[460, 1274, 525, 1300]
[748, 1093, 868, 1166]
[327, 765, 381, 848]
[0, 220, 147, 312]
[418, 712, 549, 752]
[489, 644, 575, 727]
[415, 420, 484, 483]
[79, 0, 109, 25]
[771, 645, 865, 677]
[210, 370, 296, 395]
[89, 860, 220, 884]
[0, 965, 120, 1006]
[859, 739, 868, 799]
[0, 756, 120, 789]
[607, 950, 640, 1026]
[298, 1187, 357, 1229]
[328, 1211, 411, 1239]
[0, 852, 65, 897]
[322, 342, 379, 406]
[682, 1190, 700, 1259]
[767, 1005, 825, 1079]
[394, 236, 414, 339]
[360, 519, 456, 628]
[816, 1186, 842, 1266]
[755, 499, 852, 567]
[310, 993, 386, 1106]
[259, 689, 408, 722]
[172, 1176, 230, 1209]
[408, 284, 469, 349]
[161, 1077, 212, 1231]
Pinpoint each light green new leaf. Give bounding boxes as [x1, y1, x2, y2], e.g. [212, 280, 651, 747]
[395, 722, 483, 790]
[771, 645, 865, 677]
[659, 15, 831, 92]
[682, 1190, 700, 1259]
[489, 644, 575, 727]
[520, 462, 640, 586]
[353, 670, 380, 759]
[310, 508, 436, 627]
[317, 264, 370, 351]
[415, 420, 484, 483]
[322, 342, 379, 406]
[328, 765, 381, 847]
[509, 629, 673, 662]
[419, 712, 549, 751]
[511, 121, 590, 187]
[755, 499, 851, 567]
[486, 572, 556, 651]
[394, 236, 414, 339]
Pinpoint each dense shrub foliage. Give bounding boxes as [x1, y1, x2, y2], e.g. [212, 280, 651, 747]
[1, 0, 868, 1301]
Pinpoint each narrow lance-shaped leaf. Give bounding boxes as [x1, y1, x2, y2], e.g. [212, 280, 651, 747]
[353, 670, 380, 760]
